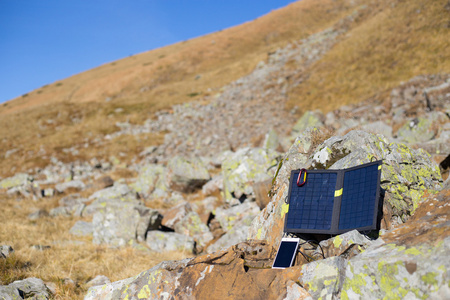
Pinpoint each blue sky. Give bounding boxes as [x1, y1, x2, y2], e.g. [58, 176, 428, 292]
[0, 1, 296, 103]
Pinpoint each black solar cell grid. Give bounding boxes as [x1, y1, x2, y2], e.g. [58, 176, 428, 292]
[284, 161, 381, 235]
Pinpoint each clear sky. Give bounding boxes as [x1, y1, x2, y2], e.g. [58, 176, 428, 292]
[0, 0, 296, 103]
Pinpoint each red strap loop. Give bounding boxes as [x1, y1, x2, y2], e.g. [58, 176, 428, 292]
[297, 169, 307, 187]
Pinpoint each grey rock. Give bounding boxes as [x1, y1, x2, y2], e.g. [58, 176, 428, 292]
[0, 245, 14, 259]
[201, 175, 223, 196]
[361, 121, 393, 139]
[222, 147, 280, 202]
[69, 221, 93, 236]
[0, 173, 32, 189]
[161, 202, 193, 229]
[396, 117, 435, 144]
[291, 110, 324, 136]
[55, 180, 86, 193]
[130, 164, 168, 199]
[92, 203, 161, 247]
[146, 231, 195, 253]
[9, 277, 51, 299]
[262, 129, 280, 150]
[89, 183, 137, 203]
[299, 256, 347, 300]
[215, 201, 260, 232]
[86, 275, 111, 288]
[206, 215, 255, 254]
[166, 156, 210, 193]
[0, 285, 21, 300]
[173, 211, 213, 250]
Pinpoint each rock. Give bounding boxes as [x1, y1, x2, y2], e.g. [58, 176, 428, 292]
[248, 130, 442, 251]
[166, 156, 210, 193]
[201, 175, 223, 196]
[89, 183, 137, 203]
[55, 180, 86, 193]
[160, 202, 193, 229]
[94, 176, 114, 190]
[30, 245, 51, 251]
[291, 110, 324, 136]
[0, 173, 32, 189]
[85, 241, 300, 300]
[215, 201, 260, 232]
[360, 121, 393, 139]
[146, 231, 195, 254]
[396, 117, 435, 144]
[173, 211, 213, 250]
[0, 285, 22, 300]
[284, 280, 313, 300]
[299, 256, 347, 299]
[8, 277, 51, 299]
[130, 164, 168, 199]
[253, 179, 272, 209]
[92, 204, 162, 247]
[341, 189, 450, 299]
[50, 204, 85, 217]
[41, 188, 54, 197]
[206, 215, 255, 254]
[222, 147, 280, 202]
[262, 129, 280, 150]
[69, 221, 93, 236]
[28, 209, 49, 221]
[0, 245, 14, 258]
[86, 275, 111, 288]
[314, 229, 373, 258]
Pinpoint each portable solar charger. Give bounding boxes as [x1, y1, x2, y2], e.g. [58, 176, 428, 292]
[272, 237, 300, 269]
[283, 160, 382, 235]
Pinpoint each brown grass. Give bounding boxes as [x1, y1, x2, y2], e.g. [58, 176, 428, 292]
[287, 0, 450, 113]
[0, 194, 191, 299]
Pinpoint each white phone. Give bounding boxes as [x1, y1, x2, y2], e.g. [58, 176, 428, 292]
[272, 237, 300, 269]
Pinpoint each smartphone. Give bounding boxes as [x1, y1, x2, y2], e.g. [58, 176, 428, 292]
[272, 237, 300, 269]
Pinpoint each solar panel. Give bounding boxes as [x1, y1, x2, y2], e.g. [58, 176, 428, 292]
[284, 161, 381, 235]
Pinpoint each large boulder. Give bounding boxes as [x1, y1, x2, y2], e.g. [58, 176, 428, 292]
[214, 201, 260, 232]
[173, 211, 213, 251]
[92, 203, 162, 246]
[248, 130, 442, 250]
[0, 173, 32, 189]
[222, 147, 280, 202]
[166, 156, 210, 193]
[7, 277, 51, 299]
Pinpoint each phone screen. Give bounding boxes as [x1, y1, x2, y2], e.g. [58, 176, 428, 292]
[272, 240, 299, 269]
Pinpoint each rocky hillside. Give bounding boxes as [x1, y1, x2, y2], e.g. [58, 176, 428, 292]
[0, 0, 449, 299]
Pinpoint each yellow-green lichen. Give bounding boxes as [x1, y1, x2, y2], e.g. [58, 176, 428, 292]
[281, 203, 289, 217]
[333, 235, 343, 248]
[404, 247, 422, 256]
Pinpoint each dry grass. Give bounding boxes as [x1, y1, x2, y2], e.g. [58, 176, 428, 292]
[287, 0, 450, 113]
[0, 194, 191, 299]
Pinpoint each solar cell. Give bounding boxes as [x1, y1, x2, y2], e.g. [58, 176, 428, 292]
[284, 161, 381, 235]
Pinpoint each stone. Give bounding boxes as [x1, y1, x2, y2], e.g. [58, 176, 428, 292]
[201, 175, 223, 196]
[0, 245, 14, 259]
[341, 189, 450, 299]
[92, 203, 162, 246]
[173, 211, 213, 250]
[0, 285, 22, 300]
[0, 173, 32, 189]
[89, 183, 137, 203]
[160, 202, 193, 229]
[166, 156, 211, 193]
[8, 277, 51, 299]
[291, 110, 324, 136]
[84, 241, 301, 300]
[253, 179, 272, 209]
[146, 231, 195, 254]
[284, 280, 313, 300]
[215, 201, 260, 232]
[94, 176, 114, 190]
[299, 256, 347, 299]
[69, 221, 93, 236]
[222, 147, 280, 202]
[262, 129, 280, 150]
[130, 164, 168, 199]
[55, 180, 86, 193]
[86, 275, 111, 288]
[206, 215, 255, 254]
[360, 121, 393, 139]
[314, 229, 373, 259]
